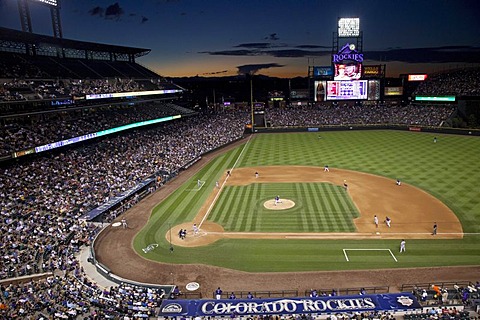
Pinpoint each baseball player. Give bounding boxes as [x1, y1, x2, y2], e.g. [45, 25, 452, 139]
[374, 215, 379, 228]
[400, 239, 406, 252]
[324, 165, 329, 172]
[215, 181, 219, 188]
[432, 222, 437, 235]
[343, 180, 348, 190]
[255, 171, 259, 178]
[193, 223, 199, 235]
[396, 179, 401, 186]
[385, 216, 391, 228]
[197, 180, 201, 188]
[274, 195, 282, 206]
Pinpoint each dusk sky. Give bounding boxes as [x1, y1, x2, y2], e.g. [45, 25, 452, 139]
[1, 0, 480, 78]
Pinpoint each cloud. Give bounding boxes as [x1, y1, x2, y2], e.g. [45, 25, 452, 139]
[202, 49, 264, 57]
[202, 70, 229, 75]
[88, 6, 104, 17]
[235, 43, 273, 49]
[265, 33, 279, 41]
[105, 2, 124, 20]
[141, 16, 149, 24]
[236, 63, 284, 75]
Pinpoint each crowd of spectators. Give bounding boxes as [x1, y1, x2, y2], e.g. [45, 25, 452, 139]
[0, 254, 166, 318]
[0, 101, 456, 157]
[0, 110, 248, 281]
[0, 109, 248, 317]
[0, 101, 194, 156]
[268, 103, 455, 128]
[414, 67, 480, 97]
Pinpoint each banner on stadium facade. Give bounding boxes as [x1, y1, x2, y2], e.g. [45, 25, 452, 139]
[158, 293, 421, 317]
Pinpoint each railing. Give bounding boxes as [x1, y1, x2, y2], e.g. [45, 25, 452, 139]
[304, 286, 389, 297]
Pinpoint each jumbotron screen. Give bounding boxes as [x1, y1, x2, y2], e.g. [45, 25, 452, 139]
[334, 64, 362, 81]
[326, 80, 368, 100]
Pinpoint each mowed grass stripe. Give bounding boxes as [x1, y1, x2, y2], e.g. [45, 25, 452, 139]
[208, 182, 359, 233]
[226, 186, 249, 230]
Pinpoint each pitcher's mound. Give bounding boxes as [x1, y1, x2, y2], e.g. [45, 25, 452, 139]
[264, 199, 295, 210]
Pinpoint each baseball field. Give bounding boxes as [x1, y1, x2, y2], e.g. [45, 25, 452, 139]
[129, 130, 480, 273]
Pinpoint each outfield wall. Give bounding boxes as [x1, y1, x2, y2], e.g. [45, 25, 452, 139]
[254, 125, 480, 136]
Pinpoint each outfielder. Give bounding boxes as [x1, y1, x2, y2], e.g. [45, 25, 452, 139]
[400, 239, 406, 252]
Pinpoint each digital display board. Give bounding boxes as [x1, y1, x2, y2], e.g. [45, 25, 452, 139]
[414, 96, 455, 102]
[326, 80, 368, 100]
[385, 87, 404, 96]
[85, 89, 183, 100]
[363, 65, 382, 78]
[338, 18, 360, 37]
[290, 89, 309, 100]
[408, 74, 428, 81]
[334, 63, 362, 81]
[31, 0, 58, 7]
[313, 66, 333, 77]
[314, 81, 327, 102]
[368, 80, 381, 101]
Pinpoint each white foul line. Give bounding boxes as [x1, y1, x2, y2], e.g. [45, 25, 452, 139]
[343, 248, 397, 262]
[198, 135, 253, 228]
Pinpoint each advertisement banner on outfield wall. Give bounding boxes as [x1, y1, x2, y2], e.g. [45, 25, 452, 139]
[159, 293, 421, 317]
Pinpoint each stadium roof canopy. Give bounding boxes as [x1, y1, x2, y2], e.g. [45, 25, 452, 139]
[0, 27, 150, 61]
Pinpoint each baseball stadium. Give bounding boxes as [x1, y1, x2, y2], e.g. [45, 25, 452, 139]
[1, 1, 480, 319]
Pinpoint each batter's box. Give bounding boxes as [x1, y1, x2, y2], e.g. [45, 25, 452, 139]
[343, 248, 397, 262]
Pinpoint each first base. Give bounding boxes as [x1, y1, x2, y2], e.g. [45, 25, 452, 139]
[376, 232, 380, 235]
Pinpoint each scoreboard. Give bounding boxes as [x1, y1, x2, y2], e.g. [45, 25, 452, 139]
[326, 80, 368, 100]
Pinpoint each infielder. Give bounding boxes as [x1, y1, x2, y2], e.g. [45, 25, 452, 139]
[385, 216, 391, 228]
[324, 165, 329, 172]
[374, 215, 379, 228]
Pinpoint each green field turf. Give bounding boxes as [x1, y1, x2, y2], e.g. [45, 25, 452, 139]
[209, 183, 358, 232]
[133, 130, 480, 272]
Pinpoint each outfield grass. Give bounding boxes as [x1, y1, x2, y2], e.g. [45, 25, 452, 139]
[134, 131, 480, 272]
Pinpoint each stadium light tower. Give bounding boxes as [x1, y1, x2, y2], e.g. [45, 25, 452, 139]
[17, 0, 63, 38]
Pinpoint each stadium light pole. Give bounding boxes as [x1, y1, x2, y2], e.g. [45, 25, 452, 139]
[250, 76, 254, 133]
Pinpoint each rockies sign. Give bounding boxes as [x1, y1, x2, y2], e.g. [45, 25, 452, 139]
[159, 293, 421, 317]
